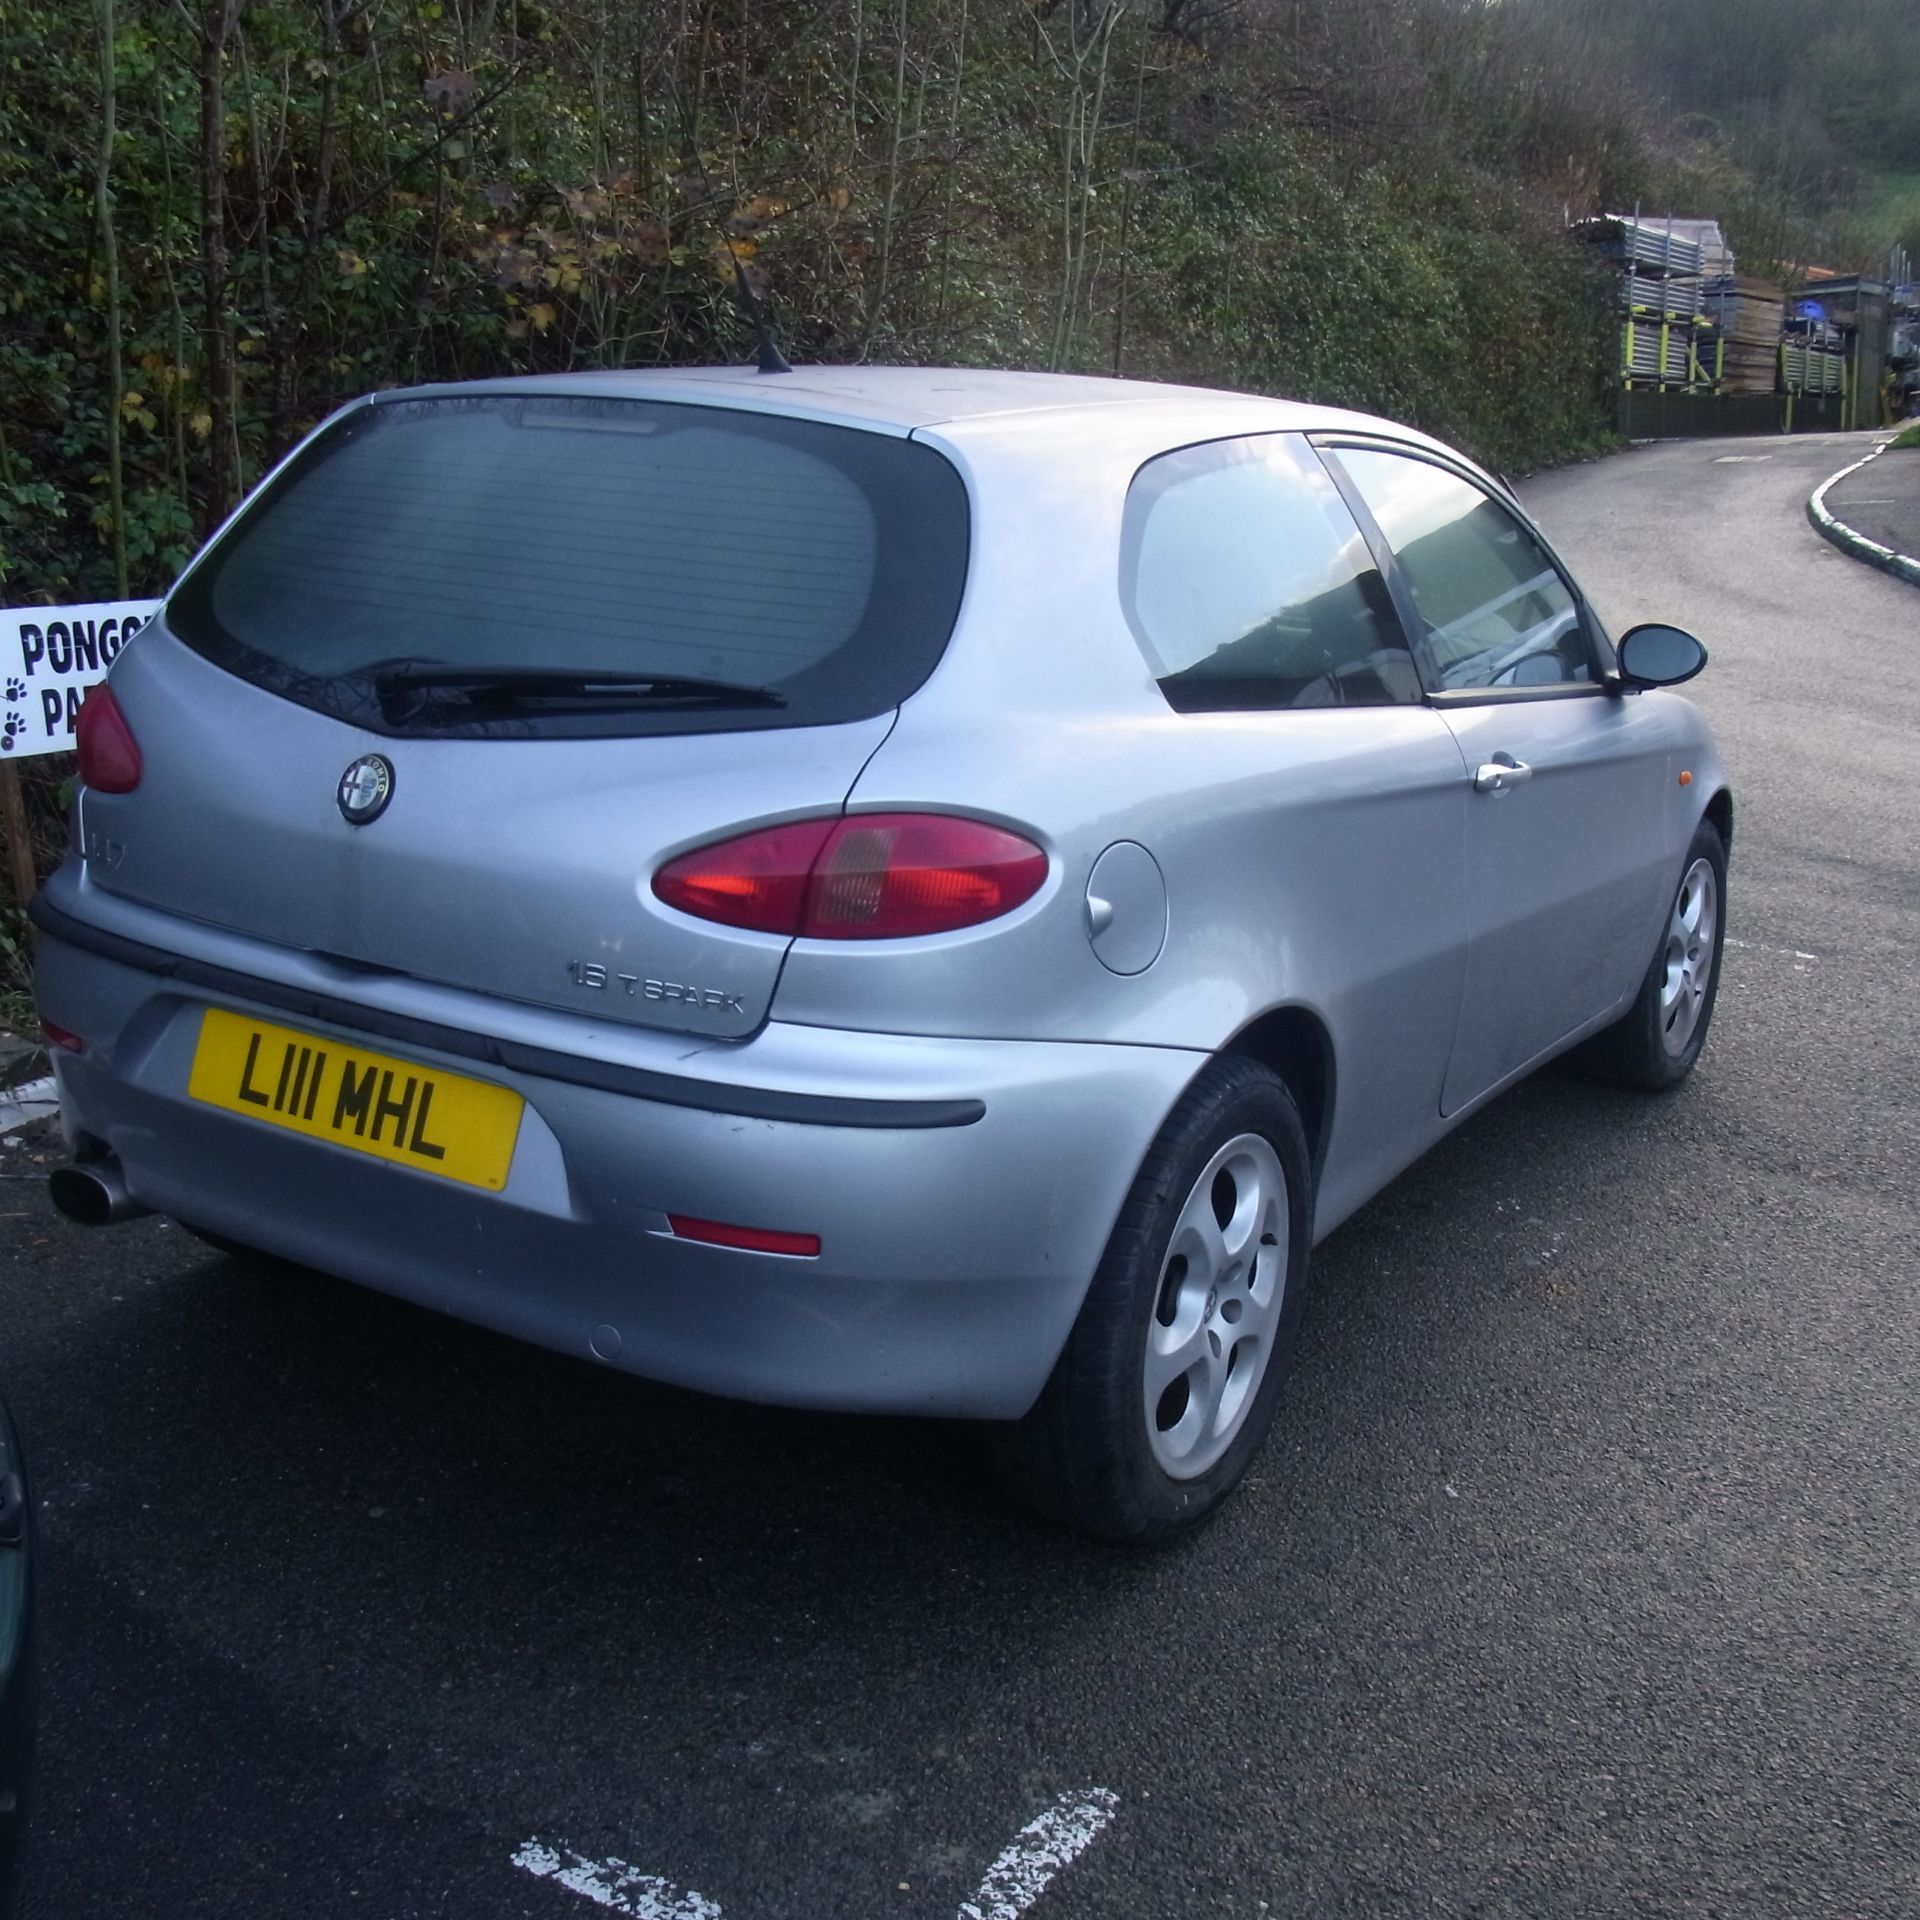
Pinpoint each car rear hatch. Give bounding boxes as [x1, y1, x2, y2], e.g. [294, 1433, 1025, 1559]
[78, 389, 971, 1039]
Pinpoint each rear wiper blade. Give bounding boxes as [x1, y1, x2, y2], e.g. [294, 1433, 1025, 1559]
[369, 663, 785, 713]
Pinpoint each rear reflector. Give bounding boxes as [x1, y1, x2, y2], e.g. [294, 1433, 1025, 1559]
[654, 813, 1048, 939]
[667, 1214, 821, 1258]
[75, 685, 142, 793]
[39, 1019, 85, 1054]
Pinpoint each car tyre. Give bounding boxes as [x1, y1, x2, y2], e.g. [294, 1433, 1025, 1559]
[1580, 817, 1726, 1091]
[987, 1054, 1312, 1545]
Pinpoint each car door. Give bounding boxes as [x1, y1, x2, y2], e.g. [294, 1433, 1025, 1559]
[1106, 431, 1474, 1225]
[1321, 441, 1672, 1117]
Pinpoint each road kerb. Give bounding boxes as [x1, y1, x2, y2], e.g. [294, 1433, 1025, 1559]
[1806, 442, 1920, 589]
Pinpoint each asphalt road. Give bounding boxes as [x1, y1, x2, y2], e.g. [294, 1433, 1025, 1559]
[4, 430, 1918, 1919]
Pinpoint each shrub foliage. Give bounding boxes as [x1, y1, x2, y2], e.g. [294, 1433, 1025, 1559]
[0, 0, 1671, 611]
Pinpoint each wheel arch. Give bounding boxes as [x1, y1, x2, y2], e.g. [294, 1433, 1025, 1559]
[1703, 785, 1733, 856]
[1219, 1004, 1335, 1182]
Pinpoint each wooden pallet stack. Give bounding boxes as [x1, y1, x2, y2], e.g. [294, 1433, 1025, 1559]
[1703, 277, 1786, 394]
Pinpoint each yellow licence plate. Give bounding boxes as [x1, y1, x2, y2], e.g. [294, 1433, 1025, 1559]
[187, 1008, 525, 1190]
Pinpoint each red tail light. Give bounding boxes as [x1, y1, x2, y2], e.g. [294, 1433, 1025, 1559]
[75, 685, 142, 793]
[654, 813, 1049, 939]
[651, 819, 838, 934]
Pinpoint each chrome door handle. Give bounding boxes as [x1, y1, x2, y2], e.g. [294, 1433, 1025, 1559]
[1474, 755, 1532, 794]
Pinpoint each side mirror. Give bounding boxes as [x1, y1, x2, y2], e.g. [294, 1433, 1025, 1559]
[1616, 623, 1708, 688]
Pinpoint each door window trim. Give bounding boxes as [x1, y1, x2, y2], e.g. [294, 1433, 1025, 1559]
[1310, 435, 1621, 708]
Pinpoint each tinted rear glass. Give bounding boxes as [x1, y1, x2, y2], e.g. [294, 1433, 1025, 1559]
[168, 393, 971, 737]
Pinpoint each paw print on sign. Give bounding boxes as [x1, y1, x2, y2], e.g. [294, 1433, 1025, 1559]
[1, 712, 22, 753]
[3, 679, 23, 701]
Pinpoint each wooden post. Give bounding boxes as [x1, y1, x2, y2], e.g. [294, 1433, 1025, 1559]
[0, 762, 35, 908]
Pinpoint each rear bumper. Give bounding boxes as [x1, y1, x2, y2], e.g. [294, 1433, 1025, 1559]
[34, 879, 1201, 1419]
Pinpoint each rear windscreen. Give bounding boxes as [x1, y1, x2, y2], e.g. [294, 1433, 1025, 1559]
[167, 393, 971, 736]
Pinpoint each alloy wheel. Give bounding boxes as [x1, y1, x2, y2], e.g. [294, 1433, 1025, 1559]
[1142, 1133, 1289, 1479]
[1659, 856, 1718, 1058]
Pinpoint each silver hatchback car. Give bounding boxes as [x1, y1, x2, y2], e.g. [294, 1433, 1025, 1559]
[34, 367, 1728, 1541]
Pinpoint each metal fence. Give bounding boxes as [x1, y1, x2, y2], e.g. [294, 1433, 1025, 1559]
[1617, 390, 1853, 439]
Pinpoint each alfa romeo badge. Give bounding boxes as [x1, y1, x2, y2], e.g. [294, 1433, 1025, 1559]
[337, 753, 394, 825]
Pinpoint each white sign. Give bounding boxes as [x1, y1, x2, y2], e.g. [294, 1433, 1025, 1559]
[1, 599, 160, 760]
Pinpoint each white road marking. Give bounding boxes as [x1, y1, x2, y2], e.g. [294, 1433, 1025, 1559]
[957, 1787, 1120, 1920]
[1726, 938, 1819, 965]
[512, 1839, 724, 1917]
[0, 1075, 58, 1137]
[1711, 454, 1772, 463]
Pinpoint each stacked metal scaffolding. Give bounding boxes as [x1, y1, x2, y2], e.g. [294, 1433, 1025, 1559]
[1781, 304, 1849, 397]
[1579, 215, 1717, 393]
[1623, 324, 1694, 385]
[1581, 216, 1903, 430]
[1607, 222, 1707, 280]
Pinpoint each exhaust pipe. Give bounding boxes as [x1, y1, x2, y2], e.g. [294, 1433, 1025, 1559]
[48, 1158, 151, 1227]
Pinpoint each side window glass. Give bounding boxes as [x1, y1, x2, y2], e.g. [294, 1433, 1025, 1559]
[1121, 435, 1417, 712]
[1334, 448, 1593, 693]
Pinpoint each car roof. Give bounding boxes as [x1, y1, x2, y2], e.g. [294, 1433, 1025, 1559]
[376, 363, 1431, 445]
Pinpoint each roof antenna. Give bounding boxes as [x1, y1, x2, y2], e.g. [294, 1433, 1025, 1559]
[730, 249, 791, 375]
[670, 77, 790, 375]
